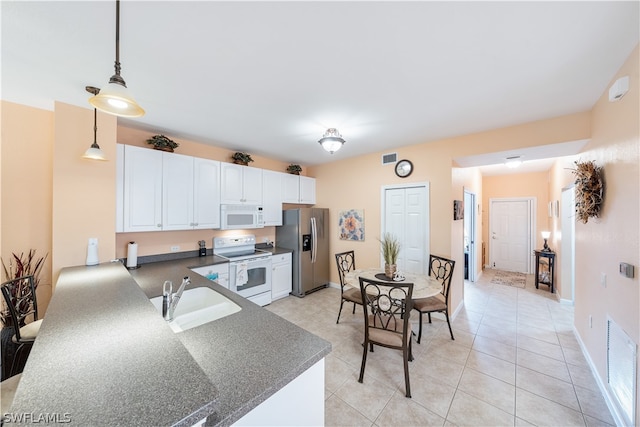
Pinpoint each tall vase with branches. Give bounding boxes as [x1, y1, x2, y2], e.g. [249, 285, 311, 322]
[379, 233, 401, 279]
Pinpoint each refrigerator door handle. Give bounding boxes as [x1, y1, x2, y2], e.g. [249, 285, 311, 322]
[311, 217, 317, 263]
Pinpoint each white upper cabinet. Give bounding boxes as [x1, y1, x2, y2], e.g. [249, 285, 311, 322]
[162, 152, 195, 231]
[282, 173, 300, 204]
[123, 145, 163, 232]
[262, 170, 283, 226]
[121, 145, 221, 232]
[221, 163, 263, 205]
[193, 158, 221, 229]
[281, 174, 316, 204]
[299, 176, 316, 204]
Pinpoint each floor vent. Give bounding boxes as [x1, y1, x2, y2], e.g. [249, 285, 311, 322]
[382, 153, 397, 165]
[607, 316, 637, 426]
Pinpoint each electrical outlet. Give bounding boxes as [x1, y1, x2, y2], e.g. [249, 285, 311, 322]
[601, 273, 607, 288]
[170, 245, 180, 252]
[589, 315, 593, 328]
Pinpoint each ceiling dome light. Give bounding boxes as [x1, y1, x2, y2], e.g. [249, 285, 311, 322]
[89, 0, 144, 117]
[505, 156, 522, 168]
[83, 87, 107, 161]
[318, 128, 345, 154]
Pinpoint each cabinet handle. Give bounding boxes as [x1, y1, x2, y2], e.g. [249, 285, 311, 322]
[157, 224, 162, 228]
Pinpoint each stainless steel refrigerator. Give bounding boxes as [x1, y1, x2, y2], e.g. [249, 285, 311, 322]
[276, 208, 330, 297]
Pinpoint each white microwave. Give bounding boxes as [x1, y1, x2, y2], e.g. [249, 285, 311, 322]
[221, 204, 264, 230]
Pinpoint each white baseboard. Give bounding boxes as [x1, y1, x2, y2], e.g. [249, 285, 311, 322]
[573, 326, 627, 427]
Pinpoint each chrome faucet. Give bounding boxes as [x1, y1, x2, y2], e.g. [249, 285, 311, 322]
[162, 276, 190, 321]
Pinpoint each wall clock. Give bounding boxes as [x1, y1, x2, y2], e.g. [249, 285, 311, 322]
[395, 159, 413, 178]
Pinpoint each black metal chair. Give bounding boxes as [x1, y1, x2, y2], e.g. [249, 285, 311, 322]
[335, 251, 362, 323]
[1, 275, 42, 377]
[358, 277, 414, 398]
[413, 255, 455, 343]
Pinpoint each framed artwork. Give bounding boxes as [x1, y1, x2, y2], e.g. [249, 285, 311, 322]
[453, 200, 464, 220]
[339, 209, 365, 241]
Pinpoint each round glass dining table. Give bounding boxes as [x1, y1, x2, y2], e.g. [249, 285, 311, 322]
[343, 268, 442, 300]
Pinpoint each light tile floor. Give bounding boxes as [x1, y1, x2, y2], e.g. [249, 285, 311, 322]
[266, 269, 616, 427]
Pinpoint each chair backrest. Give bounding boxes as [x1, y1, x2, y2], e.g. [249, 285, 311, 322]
[1, 275, 38, 339]
[335, 251, 356, 289]
[359, 277, 413, 339]
[428, 254, 455, 301]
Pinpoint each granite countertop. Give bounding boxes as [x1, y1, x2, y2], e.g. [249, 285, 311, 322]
[9, 255, 330, 426]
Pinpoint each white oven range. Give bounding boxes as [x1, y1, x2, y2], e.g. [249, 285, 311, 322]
[213, 235, 272, 306]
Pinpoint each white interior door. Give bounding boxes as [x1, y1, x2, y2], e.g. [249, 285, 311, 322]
[489, 198, 533, 273]
[382, 184, 429, 274]
[561, 186, 576, 304]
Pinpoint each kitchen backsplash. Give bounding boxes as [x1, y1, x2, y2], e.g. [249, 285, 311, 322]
[115, 227, 277, 259]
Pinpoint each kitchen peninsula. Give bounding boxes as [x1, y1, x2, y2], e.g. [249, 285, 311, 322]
[8, 258, 331, 426]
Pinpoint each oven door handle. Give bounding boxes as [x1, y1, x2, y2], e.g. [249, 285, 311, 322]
[311, 217, 317, 264]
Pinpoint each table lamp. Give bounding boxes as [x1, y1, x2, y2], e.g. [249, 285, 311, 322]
[541, 231, 551, 252]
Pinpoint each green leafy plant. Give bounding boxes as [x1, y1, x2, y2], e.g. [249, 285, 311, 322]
[378, 233, 400, 265]
[286, 164, 302, 174]
[1, 249, 48, 327]
[232, 152, 254, 165]
[146, 134, 179, 151]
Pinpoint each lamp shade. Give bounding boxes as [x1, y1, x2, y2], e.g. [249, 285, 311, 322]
[82, 143, 107, 161]
[318, 128, 345, 154]
[89, 82, 145, 117]
[541, 231, 551, 239]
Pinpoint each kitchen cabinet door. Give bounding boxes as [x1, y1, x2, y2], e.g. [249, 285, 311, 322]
[299, 176, 316, 204]
[271, 252, 292, 300]
[163, 152, 195, 231]
[193, 158, 221, 229]
[262, 170, 283, 226]
[123, 145, 163, 232]
[221, 163, 263, 205]
[281, 174, 300, 203]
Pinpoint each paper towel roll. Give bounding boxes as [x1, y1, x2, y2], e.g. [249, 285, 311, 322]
[126, 241, 138, 268]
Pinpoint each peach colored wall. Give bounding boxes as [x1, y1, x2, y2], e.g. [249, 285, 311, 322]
[1, 101, 54, 313]
[113, 125, 293, 258]
[573, 45, 639, 425]
[482, 171, 550, 273]
[52, 102, 118, 286]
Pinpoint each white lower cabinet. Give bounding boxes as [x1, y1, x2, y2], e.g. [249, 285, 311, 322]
[233, 358, 324, 426]
[271, 252, 292, 301]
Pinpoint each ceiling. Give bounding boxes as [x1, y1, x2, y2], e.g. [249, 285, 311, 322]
[2, 1, 638, 168]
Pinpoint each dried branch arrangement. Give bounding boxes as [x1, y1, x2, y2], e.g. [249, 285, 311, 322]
[572, 160, 604, 224]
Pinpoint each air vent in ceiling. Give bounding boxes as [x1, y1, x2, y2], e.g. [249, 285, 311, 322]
[382, 153, 397, 165]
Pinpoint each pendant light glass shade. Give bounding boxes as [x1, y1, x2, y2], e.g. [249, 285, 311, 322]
[83, 143, 107, 161]
[89, 81, 144, 117]
[90, 0, 144, 117]
[318, 128, 345, 154]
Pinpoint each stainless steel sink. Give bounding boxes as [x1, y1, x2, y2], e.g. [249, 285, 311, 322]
[150, 287, 241, 333]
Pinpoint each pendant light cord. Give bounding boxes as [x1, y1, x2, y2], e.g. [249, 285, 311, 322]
[110, 0, 125, 86]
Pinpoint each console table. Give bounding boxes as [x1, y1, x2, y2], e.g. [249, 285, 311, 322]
[534, 250, 556, 293]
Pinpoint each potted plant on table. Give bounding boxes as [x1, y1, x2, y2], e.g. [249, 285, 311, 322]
[379, 233, 400, 279]
[146, 134, 179, 152]
[231, 152, 254, 166]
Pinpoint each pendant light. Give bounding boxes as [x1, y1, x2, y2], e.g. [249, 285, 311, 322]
[83, 86, 107, 161]
[318, 128, 345, 154]
[89, 0, 144, 117]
